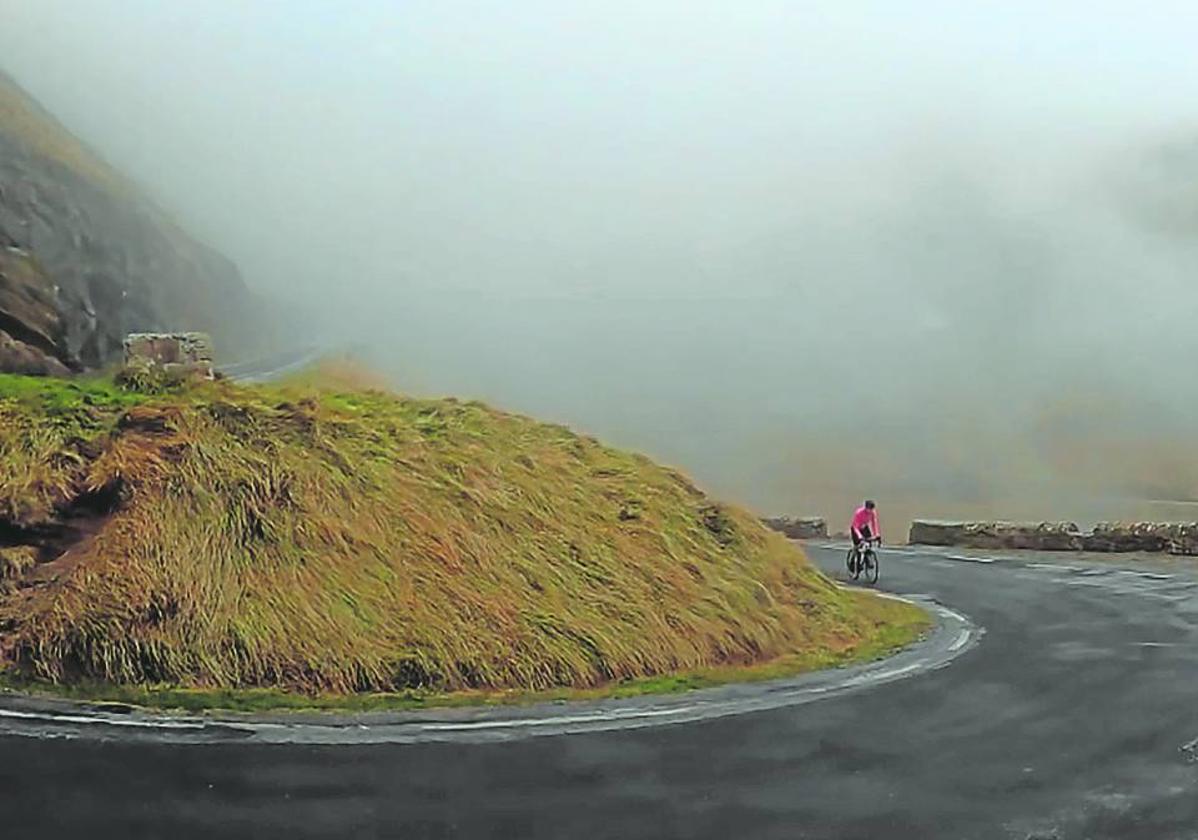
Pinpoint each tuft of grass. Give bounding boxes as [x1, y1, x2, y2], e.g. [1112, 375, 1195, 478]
[0, 591, 929, 713]
[0, 371, 929, 701]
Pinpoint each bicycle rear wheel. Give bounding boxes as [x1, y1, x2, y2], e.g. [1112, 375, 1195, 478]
[864, 549, 879, 584]
[846, 546, 857, 576]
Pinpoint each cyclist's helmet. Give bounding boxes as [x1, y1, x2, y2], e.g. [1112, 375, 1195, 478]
[864, 499, 876, 510]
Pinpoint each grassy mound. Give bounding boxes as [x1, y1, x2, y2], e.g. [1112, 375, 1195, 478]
[0, 372, 926, 700]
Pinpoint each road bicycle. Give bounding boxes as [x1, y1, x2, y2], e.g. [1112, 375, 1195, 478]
[846, 538, 880, 584]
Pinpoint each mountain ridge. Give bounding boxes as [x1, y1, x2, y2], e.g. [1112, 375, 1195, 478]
[0, 68, 275, 374]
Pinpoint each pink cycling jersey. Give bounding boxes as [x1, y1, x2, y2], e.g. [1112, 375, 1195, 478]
[850, 506, 880, 538]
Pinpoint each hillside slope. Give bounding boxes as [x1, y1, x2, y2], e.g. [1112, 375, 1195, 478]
[0, 374, 921, 696]
[0, 70, 273, 374]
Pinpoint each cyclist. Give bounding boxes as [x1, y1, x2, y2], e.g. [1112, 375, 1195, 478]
[849, 500, 881, 571]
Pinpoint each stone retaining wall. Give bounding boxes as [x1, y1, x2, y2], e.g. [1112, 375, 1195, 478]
[909, 519, 1198, 556]
[908, 520, 1082, 551]
[1082, 522, 1198, 555]
[761, 516, 828, 540]
[123, 332, 215, 379]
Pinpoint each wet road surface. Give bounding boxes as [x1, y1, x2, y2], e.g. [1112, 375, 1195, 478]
[4, 546, 1197, 839]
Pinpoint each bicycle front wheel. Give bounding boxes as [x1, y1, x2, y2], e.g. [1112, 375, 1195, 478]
[864, 550, 879, 584]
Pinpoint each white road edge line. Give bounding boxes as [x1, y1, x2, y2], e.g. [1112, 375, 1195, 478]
[0, 707, 205, 729]
[0, 595, 980, 745]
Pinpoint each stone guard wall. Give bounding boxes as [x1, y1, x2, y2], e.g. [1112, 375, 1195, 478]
[909, 519, 1198, 556]
[761, 516, 828, 540]
[123, 332, 215, 379]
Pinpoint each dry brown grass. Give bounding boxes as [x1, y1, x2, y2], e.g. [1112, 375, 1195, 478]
[0, 372, 913, 695]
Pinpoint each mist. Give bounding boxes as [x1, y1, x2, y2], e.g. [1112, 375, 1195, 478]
[5, 1, 1198, 531]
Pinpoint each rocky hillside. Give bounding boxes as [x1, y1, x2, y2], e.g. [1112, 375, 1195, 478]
[0, 70, 271, 375]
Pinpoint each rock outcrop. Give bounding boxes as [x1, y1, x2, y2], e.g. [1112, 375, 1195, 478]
[0, 243, 69, 374]
[762, 516, 828, 540]
[0, 70, 273, 375]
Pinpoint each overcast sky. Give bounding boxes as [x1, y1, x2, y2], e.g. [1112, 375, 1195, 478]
[4, 1, 1198, 522]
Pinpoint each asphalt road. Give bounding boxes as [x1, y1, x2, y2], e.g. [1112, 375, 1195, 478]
[218, 346, 328, 382]
[4, 546, 1198, 839]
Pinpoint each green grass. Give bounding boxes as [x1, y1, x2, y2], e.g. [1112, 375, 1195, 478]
[0, 370, 929, 703]
[0, 372, 145, 412]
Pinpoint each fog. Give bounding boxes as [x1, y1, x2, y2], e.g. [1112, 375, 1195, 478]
[5, 1, 1198, 531]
